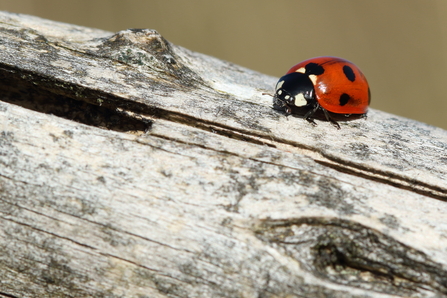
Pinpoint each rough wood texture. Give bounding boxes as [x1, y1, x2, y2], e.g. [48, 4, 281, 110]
[0, 11, 447, 298]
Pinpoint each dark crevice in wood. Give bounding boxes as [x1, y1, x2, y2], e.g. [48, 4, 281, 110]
[0, 66, 152, 134]
[0, 292, 19, 298]
[152, 111, 277, 148]
[256, 217, 447, 297]
[0, 63, 274, 145]
[313, 158, 447, 202]
[259, 135, 447, 202]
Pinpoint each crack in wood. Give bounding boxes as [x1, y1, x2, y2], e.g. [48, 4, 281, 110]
[256, 217, 447, 297]
[314, 158, 447, 202]
[0, 292, 19, 298]
[0, 65, 153, 134]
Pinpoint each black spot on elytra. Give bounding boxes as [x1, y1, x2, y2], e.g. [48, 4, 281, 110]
[343, 65, 356, 82]
[305, 63, 325, 76]
[339, 93, 350, 106]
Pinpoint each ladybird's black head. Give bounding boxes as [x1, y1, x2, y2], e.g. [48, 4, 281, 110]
[273, 72, 316, 114]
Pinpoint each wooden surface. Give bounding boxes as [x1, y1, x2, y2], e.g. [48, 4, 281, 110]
[0, 11, 447, 298]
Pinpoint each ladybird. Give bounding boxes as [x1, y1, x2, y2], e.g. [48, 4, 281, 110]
[272, 56, 370, 129]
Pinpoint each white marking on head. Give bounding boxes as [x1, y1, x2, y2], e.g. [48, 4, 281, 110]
[277, 90, 283, 95]
[294, 93, 307, 107]
[275, 80, 285, 91]
[295, 67, 305, 73]
[284, 95, 290, 100]
[309, 74, 317, 85]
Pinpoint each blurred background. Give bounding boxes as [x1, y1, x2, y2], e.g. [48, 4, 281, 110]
[1, 0, 447, 130]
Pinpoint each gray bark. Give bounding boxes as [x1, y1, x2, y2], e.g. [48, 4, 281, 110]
[0, 11, 446, 298]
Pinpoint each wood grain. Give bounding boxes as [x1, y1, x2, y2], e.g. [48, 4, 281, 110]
[0, 11, 446, 298]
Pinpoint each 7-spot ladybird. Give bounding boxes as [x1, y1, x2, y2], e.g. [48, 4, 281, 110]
[272, 56, 370, 129]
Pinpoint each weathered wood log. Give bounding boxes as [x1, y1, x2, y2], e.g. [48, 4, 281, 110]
[0, 11, 447, 298]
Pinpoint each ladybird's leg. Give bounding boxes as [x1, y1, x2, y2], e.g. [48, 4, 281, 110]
[322, 108, 341, 129]
[305, 118, 317, 126]
[303, 103, 320, 127]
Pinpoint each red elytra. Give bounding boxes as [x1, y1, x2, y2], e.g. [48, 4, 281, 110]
[283, 57, 371, 116]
